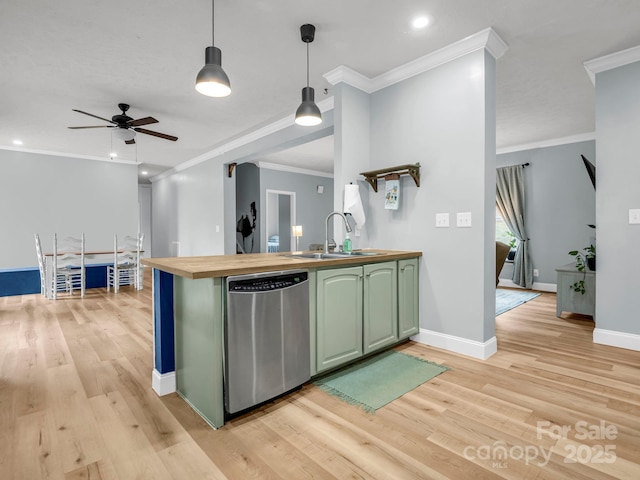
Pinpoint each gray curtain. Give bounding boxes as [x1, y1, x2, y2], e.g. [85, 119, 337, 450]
[496, 165, 533, 288]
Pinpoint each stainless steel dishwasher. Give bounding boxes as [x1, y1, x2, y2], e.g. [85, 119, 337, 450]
[225, 270, 310, 414]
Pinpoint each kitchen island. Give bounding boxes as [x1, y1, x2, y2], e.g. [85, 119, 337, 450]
[142, 249, 421, 428]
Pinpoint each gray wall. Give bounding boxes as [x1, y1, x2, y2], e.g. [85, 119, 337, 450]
[359, 49, 496, 343]
[235, 163, 260, 254]
[259, 167, 334, 251]
[497, 140, 596, 286]
[333, 84, 371, 250]
[151, 113, 334, 258]
[595, 61, 640, 335]
[152, 158, 225, 258]
[278, 194, 291, 252]
[138, 185, 152, 258]
[0, 149, 138, 269]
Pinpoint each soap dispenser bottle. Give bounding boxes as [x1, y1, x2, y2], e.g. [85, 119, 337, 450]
[343, 233, 352, 253]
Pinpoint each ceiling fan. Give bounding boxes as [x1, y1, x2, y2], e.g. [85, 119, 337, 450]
[68, 103, 178, 144]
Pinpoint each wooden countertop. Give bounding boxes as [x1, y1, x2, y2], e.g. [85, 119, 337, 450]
[141, 249, 422, 279]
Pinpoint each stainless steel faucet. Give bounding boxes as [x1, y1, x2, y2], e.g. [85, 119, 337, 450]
[325, 212, 353, 253]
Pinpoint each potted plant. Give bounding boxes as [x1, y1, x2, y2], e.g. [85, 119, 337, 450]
[568, 244, 595, 294]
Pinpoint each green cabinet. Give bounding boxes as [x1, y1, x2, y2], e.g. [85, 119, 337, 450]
[316, 260, 403, 373]
[316, 266, 363, 373]
[398, 258, 420, 339]
[363, 262, 398, 354]
[174, 276, 225, 428]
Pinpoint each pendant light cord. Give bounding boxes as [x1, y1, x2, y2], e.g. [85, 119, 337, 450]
[211, 0, 215, 46]
[306, 42, 310, 87]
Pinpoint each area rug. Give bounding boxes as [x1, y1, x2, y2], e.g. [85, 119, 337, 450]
[496, 288, 540, 316]
[313, 350, 448, 413]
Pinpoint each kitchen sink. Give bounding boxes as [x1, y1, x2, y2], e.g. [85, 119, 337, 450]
[331, 251, 381, 256]
[283, 252, 339, 260]
[283, 251, 382, 260]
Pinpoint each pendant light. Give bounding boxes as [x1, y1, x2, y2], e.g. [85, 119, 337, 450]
[295, 24, 322, 126]
[195, 0, 231, 97]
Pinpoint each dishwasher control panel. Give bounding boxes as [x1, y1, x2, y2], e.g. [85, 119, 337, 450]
[227, 271, 308, 293]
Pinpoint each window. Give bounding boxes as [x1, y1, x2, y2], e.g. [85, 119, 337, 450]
[496, 208, 517, 259]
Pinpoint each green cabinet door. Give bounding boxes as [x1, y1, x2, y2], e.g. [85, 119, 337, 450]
[398, 258, 420, 339]
[316, 266, 363, 373]
[363, 261, 398, 354]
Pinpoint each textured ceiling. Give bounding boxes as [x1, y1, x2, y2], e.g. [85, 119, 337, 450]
[2, 1, 640, 179]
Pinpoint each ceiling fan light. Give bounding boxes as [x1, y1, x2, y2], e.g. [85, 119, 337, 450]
[113, 127, 136, 142]
[196, 48, 231, 97]
[295, 87, 322, 126]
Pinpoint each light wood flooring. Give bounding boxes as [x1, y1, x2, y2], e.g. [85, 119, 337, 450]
[1, 280, 639, 479]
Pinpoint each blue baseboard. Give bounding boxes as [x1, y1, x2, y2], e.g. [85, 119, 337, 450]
[0, 264, 111, 297]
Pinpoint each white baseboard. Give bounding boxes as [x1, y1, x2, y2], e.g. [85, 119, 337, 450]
[412, 329, 497, 360]
[498, 279, 556, 293]
[152, 369, 176, 396]
[593, 328, 640, 352]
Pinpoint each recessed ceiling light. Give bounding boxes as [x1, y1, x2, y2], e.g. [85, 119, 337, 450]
[412, 16, 430, 29]
[110, 152, 118, 158]
[141, 171, 148, 175]
[12, 139, 23, 146]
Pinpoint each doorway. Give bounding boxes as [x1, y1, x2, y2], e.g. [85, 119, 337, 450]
[265, 190, 296, 253]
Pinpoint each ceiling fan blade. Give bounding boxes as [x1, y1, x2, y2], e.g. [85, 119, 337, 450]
[68, 125, 114, 129]
[134, 127, 178, 142]
[125, 139, 136, 145]
[72, 109, 116, 124]
[128, 116, 158, 127]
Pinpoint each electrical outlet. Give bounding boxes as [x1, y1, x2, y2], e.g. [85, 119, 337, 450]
[435, 213, 450, 227]
[629, 209, 640, 224]
[533, 269, 539, 277]
[456, 212, 472, 227]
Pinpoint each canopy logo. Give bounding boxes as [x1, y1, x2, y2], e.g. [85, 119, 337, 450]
[463, 420, 618, 469]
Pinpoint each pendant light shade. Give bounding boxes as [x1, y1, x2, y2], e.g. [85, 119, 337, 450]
[196, 46, 231, 97]
[196, 1, 231, 97]
[295, 24, 322, 126]
[295, 87, 322, 126]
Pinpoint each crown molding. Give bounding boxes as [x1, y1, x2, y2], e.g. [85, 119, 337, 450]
[0, 144, 137, 165]
[151, 97, 335, 183]
[254, 161, 334, 178]
[584, 44, 640, 85]
[324, 27, 508, 92]
[496, 132, 595, 155]
[324, 66, 374, 93]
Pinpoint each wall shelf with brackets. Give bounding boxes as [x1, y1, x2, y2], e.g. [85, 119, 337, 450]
[359, 163, 421, 192]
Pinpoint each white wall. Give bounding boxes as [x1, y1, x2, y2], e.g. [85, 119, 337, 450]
[0, 149, 138, 269]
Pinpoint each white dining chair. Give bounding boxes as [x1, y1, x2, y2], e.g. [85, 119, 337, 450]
[52, 233, 85, 299]
[107, 233, 143, 293]
[34, 233, 47, 297]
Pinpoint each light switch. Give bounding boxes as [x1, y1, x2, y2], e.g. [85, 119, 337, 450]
[435, 213, 450, 228]
[216, 225, 220, 232]
[629, 209, 640, 224]
[457, 212, 472, 227]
